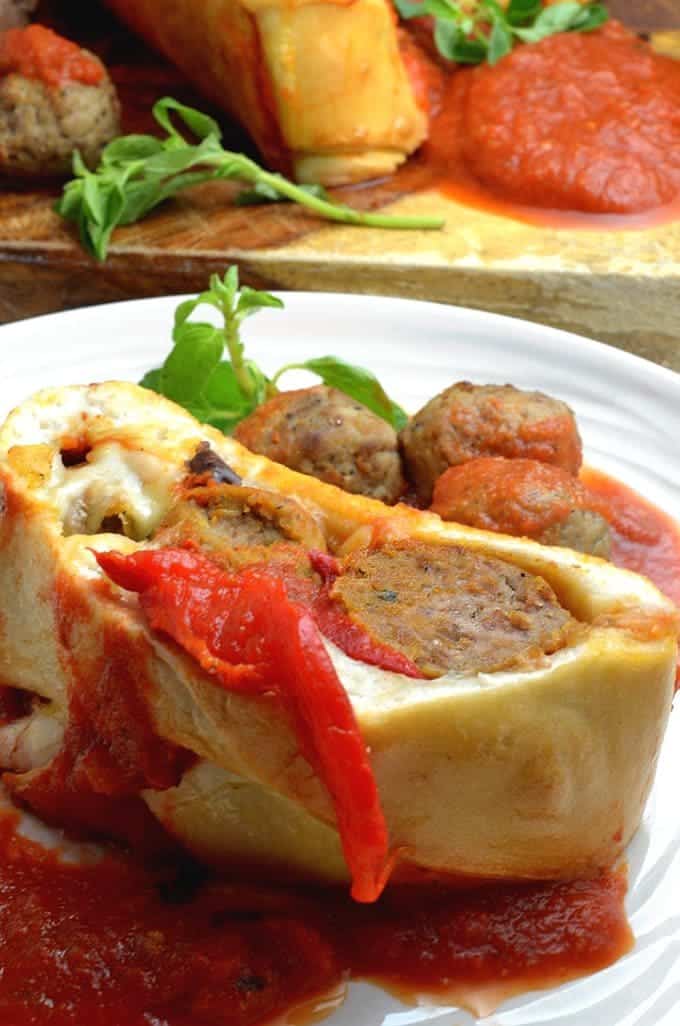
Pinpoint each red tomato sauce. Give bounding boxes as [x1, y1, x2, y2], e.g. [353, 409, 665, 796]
[0, 805, 631, 1026]
[0, 25, 104, 89]
[419, 22, 680, 225]
[0, 470, 672, 1024]
[582, 467, 680, 608]
[581, 466, 680, 688]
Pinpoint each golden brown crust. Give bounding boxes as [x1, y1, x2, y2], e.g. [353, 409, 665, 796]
[105, 0, 427, 183]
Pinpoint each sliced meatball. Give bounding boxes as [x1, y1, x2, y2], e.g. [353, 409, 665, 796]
[431, 457, 611, 558]
[330, 540, 575, 677]
[234, 386, 405, 504]
[155, 479, 327, 571]
[400, 382, 582, 503]
[0, 26, 120, 176]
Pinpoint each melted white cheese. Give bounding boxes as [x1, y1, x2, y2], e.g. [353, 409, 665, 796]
[44, 442, 177, 540]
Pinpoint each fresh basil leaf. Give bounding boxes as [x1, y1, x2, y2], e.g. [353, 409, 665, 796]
[434, 21, 465, 61]
[569, 3, 608, 31]
[514, 1, 583, 41]
[158, 322, 224, 404]
[116, 179, 165, 225]
[435, 20, 488, 62]
[210, 266, 240, 311]
[101, 135, 164, 166]
[505, 0, 543, 25]
[71, 150, 89, 178]
[55, 180, 83, 220]
[140, 367, 162, 392]
[153, 97, 222, 143]
[203, 361, 245, 410]
[392, 0, 427, 18]
[82, 175, 106, 225]
[57, 98, 443, 261]
[142, 137, 220, 178]
[420, 0, 463, 19]
[235, 287, 285, 321]
[480, 0, 508, 21]
[235, 180, 330, 206]
[487, 18, 513, 63]
[244, 361, 272, 405]
[82, 182, 126, 260]
[201, 362, 262, 433]
[278, 356, 408, 431]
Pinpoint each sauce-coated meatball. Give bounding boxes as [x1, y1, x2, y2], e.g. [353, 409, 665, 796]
[431, 457, 611, 558]
[235, 385, 405, 504]
[0, 26, 120, 176]
[400, 382, 582, 503]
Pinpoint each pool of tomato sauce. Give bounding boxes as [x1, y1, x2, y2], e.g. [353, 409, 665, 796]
[406, 21, 680, 230]
[1, 469, 678, 1025]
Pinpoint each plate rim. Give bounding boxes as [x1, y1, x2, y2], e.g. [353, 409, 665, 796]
[1, 290, 679, 394]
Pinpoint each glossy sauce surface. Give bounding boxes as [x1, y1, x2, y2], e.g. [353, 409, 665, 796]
[583, 467, 680, 606]
[417, 22, 680, 225]
[0, 808, 631, 1026]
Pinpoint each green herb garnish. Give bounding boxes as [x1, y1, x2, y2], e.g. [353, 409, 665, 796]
[141, 267, 408, 433]
[233, 179, 331, 206]
[56, 97, 444, 261]
[394, 0, 608, 65]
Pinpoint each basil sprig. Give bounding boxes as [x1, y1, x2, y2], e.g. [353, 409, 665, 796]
[56, 98, 444, 261]
[394, 0, 608, 65]
[141, 267, 408, 433]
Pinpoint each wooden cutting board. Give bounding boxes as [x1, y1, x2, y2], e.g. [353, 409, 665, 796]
[1, 0, 679, 369]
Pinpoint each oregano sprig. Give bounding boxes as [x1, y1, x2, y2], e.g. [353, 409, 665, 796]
[393, 0, 608, 65]
[56, 97, 444, 261]
[141, 267, 408, 433]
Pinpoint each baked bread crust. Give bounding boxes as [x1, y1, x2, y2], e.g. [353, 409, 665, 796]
[104, 0, 428, 184]
[0, 381, 675, 885]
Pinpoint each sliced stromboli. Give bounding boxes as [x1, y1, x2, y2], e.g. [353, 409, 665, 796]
[104, 0, 429, 185]
[0, 382, 675, 893]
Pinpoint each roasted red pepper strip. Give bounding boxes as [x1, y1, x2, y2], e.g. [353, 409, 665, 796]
[96, 547, 390, 903]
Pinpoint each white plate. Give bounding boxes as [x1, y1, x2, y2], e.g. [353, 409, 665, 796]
[1, 294, 679, 1026]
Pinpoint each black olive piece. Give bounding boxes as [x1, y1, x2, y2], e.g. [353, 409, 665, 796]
[187, 441, 242, 485]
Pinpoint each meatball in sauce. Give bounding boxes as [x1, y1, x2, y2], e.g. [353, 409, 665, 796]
[235, 385, 405, 504]
[0, 24, 120, 176]
[431, 457, 611, 558]
[400, 383, 582, 504]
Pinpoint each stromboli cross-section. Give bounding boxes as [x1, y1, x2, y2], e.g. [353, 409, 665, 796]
[0, 381, 675, 892]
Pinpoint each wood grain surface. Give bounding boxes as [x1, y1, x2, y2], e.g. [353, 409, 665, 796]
[1, 0, 679, 370]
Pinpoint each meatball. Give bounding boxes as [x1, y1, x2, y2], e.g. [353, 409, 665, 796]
[0, 27, 120, 176]
[0, 1, 37, 31]
[331, 539, 575, 677]
[234, 386, 406, 504]
[400, 382, 582, 503]
[155, 478, 327, 570]
[431, 457, 611, 558]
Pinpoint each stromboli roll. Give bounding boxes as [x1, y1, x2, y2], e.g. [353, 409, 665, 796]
[0, 382, 675, 891]
[104, 0, 429, 184]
